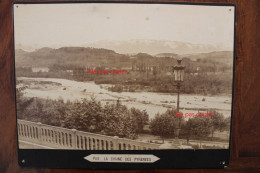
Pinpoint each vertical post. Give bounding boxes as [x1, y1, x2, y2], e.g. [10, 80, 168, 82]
[104, 140, 107, 150]
[71, 129, 77, 149]
[95, 139, 98, 150]
[37, 122, 42, 143]
[113, 136, 119, 150]
[86, 137, 89, 150]
[90, 138, 93, 150]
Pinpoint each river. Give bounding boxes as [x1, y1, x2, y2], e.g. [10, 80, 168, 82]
[17, 77, 232, 119]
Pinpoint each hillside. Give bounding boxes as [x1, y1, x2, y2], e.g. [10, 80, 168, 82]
[181, 51, 234, 66]
[15, 47, 233, 72]
[15, 47, 130, 68]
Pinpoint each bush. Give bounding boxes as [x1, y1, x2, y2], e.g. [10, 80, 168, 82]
[108, 85, 123, 92]
[150, 109, 181, 143]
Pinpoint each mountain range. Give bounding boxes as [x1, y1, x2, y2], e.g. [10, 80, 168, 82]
[15, 46, 233, 68]
[84, 39, 232, 55]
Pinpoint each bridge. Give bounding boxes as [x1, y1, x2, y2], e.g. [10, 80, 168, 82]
[17, 119, 160, 150]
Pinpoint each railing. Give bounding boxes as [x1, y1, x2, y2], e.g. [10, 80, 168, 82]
[17, 119, 160, 150]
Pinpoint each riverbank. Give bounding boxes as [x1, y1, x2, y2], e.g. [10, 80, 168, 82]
[17, 77, 232, 119]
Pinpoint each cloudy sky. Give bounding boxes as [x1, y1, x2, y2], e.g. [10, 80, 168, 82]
[14, 3, 235, 51]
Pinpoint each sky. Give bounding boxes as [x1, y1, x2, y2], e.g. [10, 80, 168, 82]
[14, 3, 235, 51]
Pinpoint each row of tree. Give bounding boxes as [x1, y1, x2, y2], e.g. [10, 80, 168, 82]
[150, 109, 230, 143]
[16, 89, 148, 139]
[16, 88, 230, 142]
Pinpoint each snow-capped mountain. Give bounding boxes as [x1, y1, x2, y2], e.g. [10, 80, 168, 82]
[84, 39, 232, 55]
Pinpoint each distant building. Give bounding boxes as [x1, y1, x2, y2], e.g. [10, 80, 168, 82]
[66, 70, 73, 74]
[32, 67, 49, 72]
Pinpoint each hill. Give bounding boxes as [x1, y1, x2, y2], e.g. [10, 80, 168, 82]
[15, 47, 130, 68]
[155, 53, 180, 58]
[15, 47, 233, 72]
[181, 51, 234, 66]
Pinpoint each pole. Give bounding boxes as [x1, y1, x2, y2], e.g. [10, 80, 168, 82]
[172, 82, 181, 146]
[177, 83, 180, 114]
[176, 82, 181, 139]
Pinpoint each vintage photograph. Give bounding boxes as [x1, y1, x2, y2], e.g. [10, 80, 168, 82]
[14, 3, 235, 150]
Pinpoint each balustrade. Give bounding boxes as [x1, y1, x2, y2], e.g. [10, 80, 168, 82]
[17, 119, 159, 150]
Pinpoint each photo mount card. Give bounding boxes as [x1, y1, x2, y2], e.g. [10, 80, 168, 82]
[13, 1, 236, 169]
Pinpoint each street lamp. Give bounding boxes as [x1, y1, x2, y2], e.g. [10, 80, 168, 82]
[173, 59, 185, 139]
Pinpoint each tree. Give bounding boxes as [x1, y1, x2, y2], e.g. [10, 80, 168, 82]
[16, 86, 32, 119]
[63, 98, 103, 132]
[99, 103, 126, 137]
[150, 109, 180, 143]
[17, 87, 147, 139]
[209, 110, 229, 140]
[130, 108, 149, 133]
[121, 113, 138, 139]
[152, 66, 158, 78]
[98, 102, 139, 139]
[49, 97, 67, 127]
[182, 117, 211, 146]
[224, 116, 231, 131]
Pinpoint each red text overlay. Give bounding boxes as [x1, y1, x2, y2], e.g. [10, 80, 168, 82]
[176, 112, 214, 118]
[89, 69, 127, 75]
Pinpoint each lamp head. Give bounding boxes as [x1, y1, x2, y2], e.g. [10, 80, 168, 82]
[177, 59, 182, 65]
[173, 58, 185, 82]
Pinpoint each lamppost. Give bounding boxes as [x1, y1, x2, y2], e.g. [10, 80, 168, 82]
[173, 59, 185, 139]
